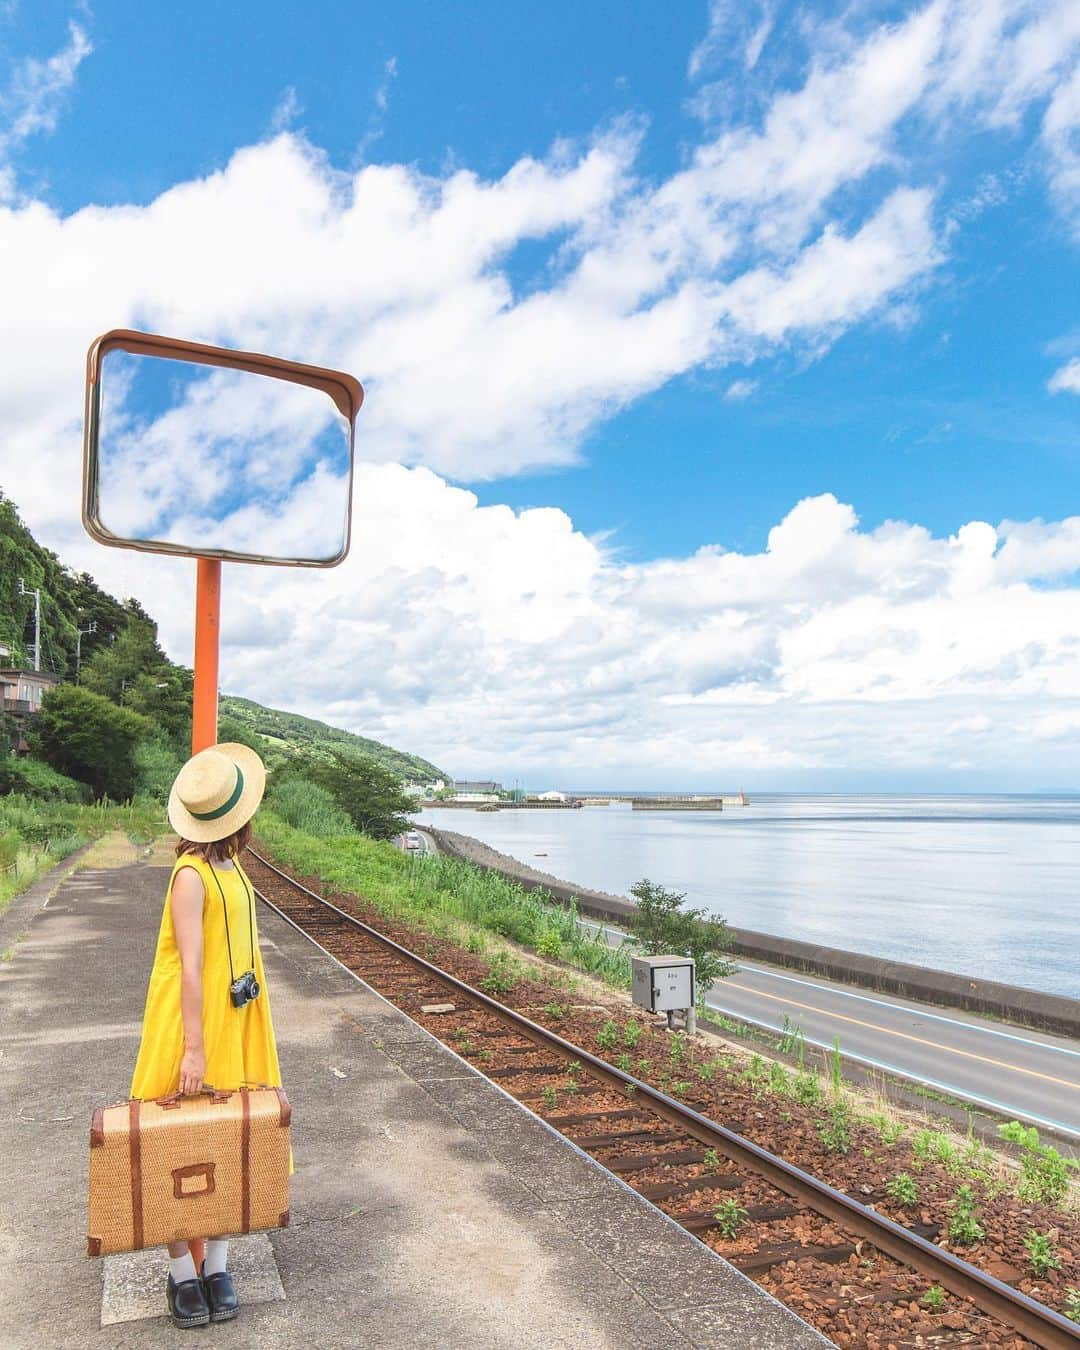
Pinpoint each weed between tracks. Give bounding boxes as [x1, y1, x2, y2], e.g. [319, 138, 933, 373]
[250, 821, 1080, 1338]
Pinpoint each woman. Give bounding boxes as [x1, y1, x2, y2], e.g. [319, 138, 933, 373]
[130, 742, 283, 1330]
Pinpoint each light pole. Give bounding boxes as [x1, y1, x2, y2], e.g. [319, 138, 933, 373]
[76, 620, 98, 680]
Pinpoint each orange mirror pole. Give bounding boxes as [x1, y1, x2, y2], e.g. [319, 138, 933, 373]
[189, 556, 220, 1276]
[192, 558, 221, 753]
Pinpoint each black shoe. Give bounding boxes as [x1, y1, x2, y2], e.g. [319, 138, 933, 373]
[200, 1266, 240, 1323]
[166, 1274, 210, 1328]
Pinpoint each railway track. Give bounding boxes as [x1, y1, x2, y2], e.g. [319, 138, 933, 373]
[247, 848, 1080, 1350]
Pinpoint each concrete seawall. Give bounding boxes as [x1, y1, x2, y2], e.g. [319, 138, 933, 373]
[426, 826, 1080, 1039]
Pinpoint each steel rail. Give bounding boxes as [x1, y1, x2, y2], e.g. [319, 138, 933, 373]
[247, 848, 1080, 1350]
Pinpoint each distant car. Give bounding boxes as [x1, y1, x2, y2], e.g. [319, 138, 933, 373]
[404, 831, 422, 851]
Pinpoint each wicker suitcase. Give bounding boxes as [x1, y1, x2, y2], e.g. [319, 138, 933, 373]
[87, 1086, 291, 1256]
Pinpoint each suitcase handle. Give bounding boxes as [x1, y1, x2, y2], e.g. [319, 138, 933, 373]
[155, 1085, 232, 1108]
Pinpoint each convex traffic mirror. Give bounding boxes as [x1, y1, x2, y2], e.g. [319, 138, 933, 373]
[82, 330, 364, 567]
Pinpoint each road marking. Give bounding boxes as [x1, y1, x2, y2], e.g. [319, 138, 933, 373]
[738, 963, 1080, 1059]
[704, 1000, 1080, 1142]
[719, 982, 1080, 1092]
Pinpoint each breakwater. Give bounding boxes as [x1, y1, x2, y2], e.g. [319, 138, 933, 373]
[425, 826, 1080, 1038]
[631, 796, 723, 811]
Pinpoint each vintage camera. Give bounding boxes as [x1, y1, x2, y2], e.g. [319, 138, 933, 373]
[229, 969, 261, 1008]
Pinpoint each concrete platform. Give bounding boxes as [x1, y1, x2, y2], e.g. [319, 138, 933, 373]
[0, 849, 829, 1348]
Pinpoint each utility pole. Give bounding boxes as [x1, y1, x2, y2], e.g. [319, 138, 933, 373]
[17, 578, 41, 671]
[76, 620, 98, 680]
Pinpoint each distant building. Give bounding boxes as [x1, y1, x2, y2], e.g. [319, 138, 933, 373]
[404, 779, 446, 797]
[1, 667, 60, 753]
[533, 790, 567, 802]
[452, 779, 503, 802]
[0, 667, 59, 714]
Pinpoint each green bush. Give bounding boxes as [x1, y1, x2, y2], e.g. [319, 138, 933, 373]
[266, 778, 354, 838]
[0, 755, 88, 802]
[133, 734, 184, 803]
[29, 685, 151, 799]
[628, 877, 735, 992]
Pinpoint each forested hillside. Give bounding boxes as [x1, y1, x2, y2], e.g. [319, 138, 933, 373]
[0, 490, 447, 785]
[0, 492, 147, 677]
[220, 696, 445, 782]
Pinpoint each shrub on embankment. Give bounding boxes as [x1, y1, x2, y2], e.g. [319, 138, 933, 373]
[0, 793, 166, 917]
[253, 812, 636, 989]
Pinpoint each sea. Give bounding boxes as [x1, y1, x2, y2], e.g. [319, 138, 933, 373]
[415, 795, 1080, 999]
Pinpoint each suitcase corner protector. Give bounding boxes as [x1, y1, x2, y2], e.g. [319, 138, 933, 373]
[87, 1236, 102, 1258]
[279, 1209, 290, 1228]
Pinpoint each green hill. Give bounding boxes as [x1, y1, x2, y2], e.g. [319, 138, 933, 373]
[219, 695, 446, 783]
[1, 489, 448, 786]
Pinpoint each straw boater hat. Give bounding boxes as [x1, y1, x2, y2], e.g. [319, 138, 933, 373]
[168, 743, 267, 843]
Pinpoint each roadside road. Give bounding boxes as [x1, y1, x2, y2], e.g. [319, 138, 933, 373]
[708, 959, 1080, 1146]
[571, 916, 1080, 1145]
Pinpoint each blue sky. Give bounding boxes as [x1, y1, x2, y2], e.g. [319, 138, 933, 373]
[7, 3, 1078, 557]
[3, 2, 1080, 786]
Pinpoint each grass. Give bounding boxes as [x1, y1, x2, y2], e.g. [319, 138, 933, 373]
[947, 1184, 986, 1246]
[713, 1199, 748, 1238]
[255, 812, 636, 993]
[886, 1172, 918, 1207]
[0, 793, 166, 918]
[1023, 1229, 1061, 1278]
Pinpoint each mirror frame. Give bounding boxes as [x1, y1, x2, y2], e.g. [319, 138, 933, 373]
[82, 328, 365, 567]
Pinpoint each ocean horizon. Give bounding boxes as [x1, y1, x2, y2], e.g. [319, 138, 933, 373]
[416, 793, 1080, 999]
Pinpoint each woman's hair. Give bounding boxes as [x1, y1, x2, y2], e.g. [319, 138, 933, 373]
[175, 821, 253, 863]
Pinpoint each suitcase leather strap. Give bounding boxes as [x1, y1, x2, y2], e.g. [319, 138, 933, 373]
[128, 1100, 143, 1250]
[241, 1087, 251, 1234]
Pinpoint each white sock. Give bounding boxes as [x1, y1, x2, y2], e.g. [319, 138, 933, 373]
[169, 1252, 198, 1285]
[203, 1239, 229, 1276]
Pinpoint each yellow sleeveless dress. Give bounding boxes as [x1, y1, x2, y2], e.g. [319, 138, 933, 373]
[130, 854, 282, 1101]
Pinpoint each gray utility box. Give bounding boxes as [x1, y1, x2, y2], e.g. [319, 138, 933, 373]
[631, 954, 695, 1013]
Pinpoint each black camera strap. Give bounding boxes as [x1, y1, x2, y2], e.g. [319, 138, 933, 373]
[207, 858, 256, 985]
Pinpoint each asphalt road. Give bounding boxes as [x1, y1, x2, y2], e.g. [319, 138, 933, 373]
[707, 960, 1080, 1146]
[570, 916, 1080, 1145]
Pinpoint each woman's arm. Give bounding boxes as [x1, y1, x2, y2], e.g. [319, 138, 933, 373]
[171, 866, 207, 1095]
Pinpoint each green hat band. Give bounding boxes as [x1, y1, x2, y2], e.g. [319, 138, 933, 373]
[189, 764, 245, 821]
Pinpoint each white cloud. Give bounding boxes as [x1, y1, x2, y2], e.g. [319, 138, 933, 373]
[270, 86, 302, 134]
[37, 473, 1080, 786]
[724, 378, 756, 401]
[1048, 356, 1080, 393]
[0, 20, 90, 181]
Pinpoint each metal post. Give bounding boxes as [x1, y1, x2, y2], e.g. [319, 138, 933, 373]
[191, 558, 221, 753]
[75, 621, 97, 680]
[17, 578, 41, 670]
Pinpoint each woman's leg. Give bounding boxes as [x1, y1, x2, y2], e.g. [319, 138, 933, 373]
[167, 1239, 198, 1280]
[165, 1238, 210, 1327]
[203, 1236, 229, 1274]
[199, 1234, 239, 1322]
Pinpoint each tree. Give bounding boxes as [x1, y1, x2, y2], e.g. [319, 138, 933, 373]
[29, 684, 151, 800]
[628, 878, 736, 992]
[80, 619, 192, 742]
[273, 749, 414, 840]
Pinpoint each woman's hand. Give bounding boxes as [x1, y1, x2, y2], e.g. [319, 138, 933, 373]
[179, 1045, 206, 1095]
